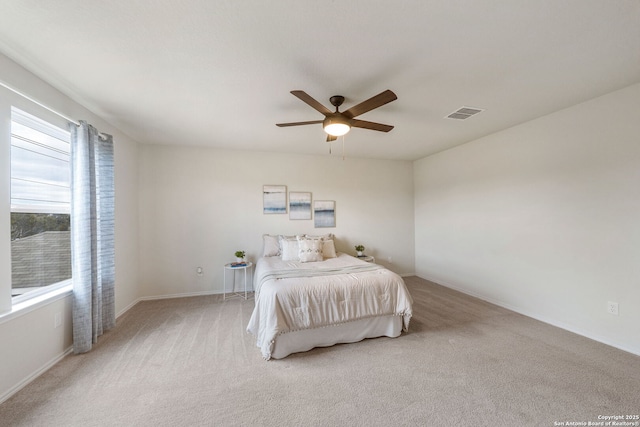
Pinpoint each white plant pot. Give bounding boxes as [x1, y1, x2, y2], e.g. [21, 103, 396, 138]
[357, 251, 363, 257]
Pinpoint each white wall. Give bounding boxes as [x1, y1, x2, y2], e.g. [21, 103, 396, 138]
[414, 83, 640, 355]
[0, 53, 140, 402]
[138, 145, 415, 298]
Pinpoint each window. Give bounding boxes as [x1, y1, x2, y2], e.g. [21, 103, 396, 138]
[10, 107, 71, 301]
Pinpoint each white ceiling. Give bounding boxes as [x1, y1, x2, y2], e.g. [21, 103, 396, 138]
[0, 1, 639, 161]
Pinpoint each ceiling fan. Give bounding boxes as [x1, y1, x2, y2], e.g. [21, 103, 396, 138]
[276, 90, 397, 142]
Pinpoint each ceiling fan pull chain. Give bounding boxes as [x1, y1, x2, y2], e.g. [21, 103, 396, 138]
[342, 135, 346, 160]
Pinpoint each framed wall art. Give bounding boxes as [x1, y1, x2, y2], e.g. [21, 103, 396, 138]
[263, 185, 287, 214]
[289, 191, 312, 220]
[314, 200, 335, 228]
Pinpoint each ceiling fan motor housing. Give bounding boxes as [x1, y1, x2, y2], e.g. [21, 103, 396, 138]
[329, 95, 345, 109]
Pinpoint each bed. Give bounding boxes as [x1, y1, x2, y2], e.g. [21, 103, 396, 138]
[247, 235, 413, 360]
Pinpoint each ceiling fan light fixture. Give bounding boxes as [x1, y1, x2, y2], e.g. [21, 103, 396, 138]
[323, 116, 351, 136]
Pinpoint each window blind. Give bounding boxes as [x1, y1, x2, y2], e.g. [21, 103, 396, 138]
[10, 107, 71, 214]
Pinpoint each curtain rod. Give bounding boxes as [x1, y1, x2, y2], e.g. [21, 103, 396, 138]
[0, 79, 112, 140]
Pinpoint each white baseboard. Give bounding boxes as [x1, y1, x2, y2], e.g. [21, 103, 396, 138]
[0, 346, 73, 405]
[419, 274, 640, 357]
[115, 290, 229, 318]
[116, 297, 142, 319]
[139, 289, 223, 301]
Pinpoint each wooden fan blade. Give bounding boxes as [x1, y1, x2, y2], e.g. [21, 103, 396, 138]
[326, 134, 337, 142]
[351, 119, 394, 132]
[342, 90, 397, 119]
[276, 120, 323, 127]
[290, 90, 332, 115]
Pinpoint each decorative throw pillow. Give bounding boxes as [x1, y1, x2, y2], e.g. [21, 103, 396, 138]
[297, 236, 323, 263]
[262, 234, 280, 257]
[322, 239, 337, 258]
[280, 237, 300, 261]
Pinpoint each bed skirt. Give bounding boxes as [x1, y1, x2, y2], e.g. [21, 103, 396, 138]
[270, 314, 402, 359]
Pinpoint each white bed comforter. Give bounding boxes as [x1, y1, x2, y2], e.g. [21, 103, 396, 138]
[247, 253, 413, 359]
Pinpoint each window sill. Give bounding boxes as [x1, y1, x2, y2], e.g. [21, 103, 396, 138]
[0, 282, 73, 325]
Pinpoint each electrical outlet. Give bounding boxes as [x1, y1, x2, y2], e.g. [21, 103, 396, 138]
[387, 256, 392, 263]
[54, 312, 62, 328]
[607, 301, 619, 316]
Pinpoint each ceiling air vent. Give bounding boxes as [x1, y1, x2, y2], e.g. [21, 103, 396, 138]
[446, 106, 484, 120]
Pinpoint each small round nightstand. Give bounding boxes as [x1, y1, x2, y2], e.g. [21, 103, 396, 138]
[357, 255, 375, 263]
[223, 262, 253, 300]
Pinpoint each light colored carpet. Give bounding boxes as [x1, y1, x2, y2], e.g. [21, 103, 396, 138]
[1, 276, 639, 426]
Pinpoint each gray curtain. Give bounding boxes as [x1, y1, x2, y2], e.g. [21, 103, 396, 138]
[70, 121, 115, 354]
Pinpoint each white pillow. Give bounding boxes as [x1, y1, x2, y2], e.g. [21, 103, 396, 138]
[262, 234, 280, 257]
[297, 236, 323, 263]
[280, 238, 300, 261]
[278, 235, 297, 253]
[306, 233, 334, 242]
[322, 239, 337, 259]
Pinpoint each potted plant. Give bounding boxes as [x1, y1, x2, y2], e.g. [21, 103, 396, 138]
[234, 250, 246, 263]
[355, 245, 365, 257]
